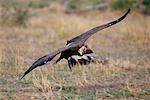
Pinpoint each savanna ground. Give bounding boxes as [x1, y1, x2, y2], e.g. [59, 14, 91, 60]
[0, 2, 150, 100]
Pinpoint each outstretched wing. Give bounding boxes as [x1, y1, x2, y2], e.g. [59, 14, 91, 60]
[68, 9, 130, 43]
[20, 43, 78, 79]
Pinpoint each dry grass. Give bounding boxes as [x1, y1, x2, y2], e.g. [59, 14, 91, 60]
[0, 3, 150, 100]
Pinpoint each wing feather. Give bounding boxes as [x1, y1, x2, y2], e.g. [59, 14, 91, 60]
[20, 43, 78, 79]
[69, 9, 130, 43]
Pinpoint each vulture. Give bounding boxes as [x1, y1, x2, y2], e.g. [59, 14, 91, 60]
[67, 53, 108, 68]
[66, 45, 107, 70]
[20, 9, 130, 79]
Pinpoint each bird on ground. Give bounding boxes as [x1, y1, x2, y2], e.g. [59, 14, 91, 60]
[62, 45, 94, 71]
[20, 9, 130, 80]
[67, 52, 108, 68]
[66, 45, 108, 70]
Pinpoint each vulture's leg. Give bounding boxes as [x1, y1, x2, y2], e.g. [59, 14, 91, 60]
[67, 59, 72, 71]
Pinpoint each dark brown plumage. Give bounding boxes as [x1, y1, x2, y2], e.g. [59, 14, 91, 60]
[20, 9, 130, 80]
